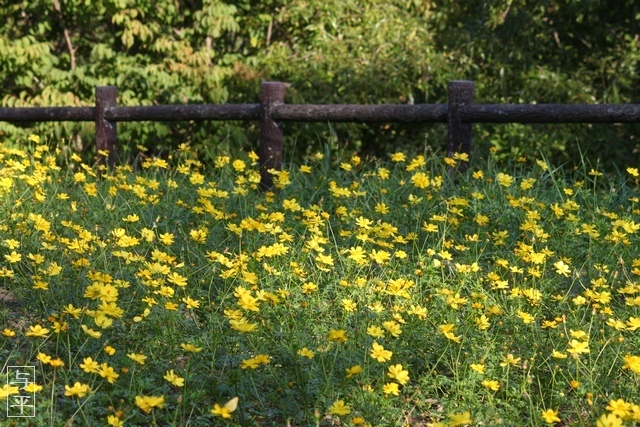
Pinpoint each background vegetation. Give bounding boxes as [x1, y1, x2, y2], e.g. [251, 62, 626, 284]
[1, 0, 639, 167]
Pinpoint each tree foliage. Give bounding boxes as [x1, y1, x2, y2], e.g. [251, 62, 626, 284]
[0, 0, 638, 167]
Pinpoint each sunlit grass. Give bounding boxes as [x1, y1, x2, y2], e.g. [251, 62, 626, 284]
[1, 136, 640, 426]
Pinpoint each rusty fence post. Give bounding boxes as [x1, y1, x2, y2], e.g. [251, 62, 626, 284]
[447, 80, 475, 172]
[259, 81, 285, 191]
[95, 86, 118, 170]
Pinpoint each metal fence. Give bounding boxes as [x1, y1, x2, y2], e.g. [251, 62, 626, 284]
[1, 80, 640, 189]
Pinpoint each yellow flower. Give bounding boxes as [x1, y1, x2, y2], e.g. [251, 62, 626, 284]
[64, 382, 91, 398]
[551, 350, 568, 359]
[345, 365, 362, 378]
[382, 382, 400, 396]
[159, 233, 174, 245]
[622, 355, 640, 374]
[554, 260, 571, 277]
[517, 311, 535, 324]
[340, 162, 352, 171]
[80, 357, 100, 373]
[24, 383, 43, 393]
[500, 354, 521, 368]
[62, 304, 82, 319]
[542, 320, 559, 329]
[382, 320, 402, 337]
[107, 414, 124, 427]
[181, 296, 200, 309]
[536, 159, 549, 170]
[605, 399, 632, 418]
[135, 395, 165, 413]
[163, 369, 185, 387]
[452, 152, 469, 162]
[0, 384, 20, 398]
[567, 339, 589, 355]
[496, 172, 513, 187]
[627, 167, 639, 177]
[283, 198, 302, 212]
[211, 397, 238, 419]
[370, 342, 392, 362]
[122, 214, 139, 222]
[626, 317, 640, 331]
[4, 251, 21, 263]
[375, 202, 389, 214]
[37, 352, 52, 364]
[238, 292, 260, 312]
[297, 347, 315, 359]
[302, 282, 318, 294]
[470, 363, 485, 374]
[411, 172, 430, 188]
[342, 299, 357, 312]
[49, 358, 64, 368]
[370, 250, 391, 265]
[448, 411, 472, 426]
[387, 364, 409, 385]
[481, 379, 500, 391]
[52, 320, 67, 333]
[2, 328, 16, 337]
[406, 155, 425, 171]
[232, 159, 246, 172]
[98, 363, 119, 384]
[81, 325, 102, 338]
[365, 325, 384, 339]
[475, 315, 490, 330]
[180, 343, 203, 353]
[229, 318, 258, 333]
[391, 152, 406, 162]
[167, 272, 188, 287]
[541, 409, 561, 424]
[328, 399, 351, 416]
[240, 358, 261, 370]
[189, 228, 207, 243]
[439, 323, 462, 343]
[595, 413, 623, 427]
[25, 324, 50, 338]
[328, 329, 348, 343]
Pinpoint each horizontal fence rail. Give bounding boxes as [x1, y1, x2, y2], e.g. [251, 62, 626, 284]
[460, 104, 640, 124]
[270, 104, 448, 123]
[1, 80, 639, 189]
[0, 107, 94, 122]
[105, 104, 262, 122]
[4, 103, 639, 124]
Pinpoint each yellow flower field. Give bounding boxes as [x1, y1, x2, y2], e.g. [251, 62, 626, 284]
[1, 138, 640, 426]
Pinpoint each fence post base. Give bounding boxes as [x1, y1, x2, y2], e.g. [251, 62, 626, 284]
[95, 86, 118, 171]
[447, 80, 475, 173]
[259, 82, 285, 191]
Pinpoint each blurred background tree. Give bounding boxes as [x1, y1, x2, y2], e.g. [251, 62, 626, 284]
[1, 0, 638, 168]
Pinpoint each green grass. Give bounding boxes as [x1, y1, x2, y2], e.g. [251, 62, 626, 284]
[1, 137, 640, 426]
